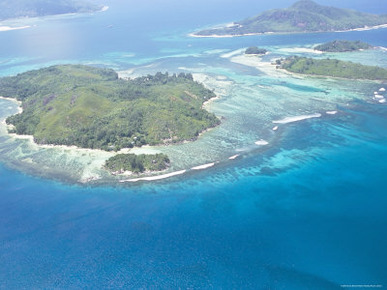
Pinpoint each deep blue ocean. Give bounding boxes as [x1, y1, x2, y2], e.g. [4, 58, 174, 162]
[0, 0, 386, 288]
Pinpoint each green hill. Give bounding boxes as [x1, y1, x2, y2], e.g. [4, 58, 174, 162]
[280, 56, 387, 80]
[105, 153, 170, 174]
[194, 0, 387, 36]
[1, 65, 220, 151]
[314, 40, 372, 52]
[0, 0, 102, 21]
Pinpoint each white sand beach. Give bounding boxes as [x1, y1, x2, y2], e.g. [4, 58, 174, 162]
[0, 96, 23, 113]
[0, 25, 30, 32]
[276, 47, 323, 54]
[120, 170, 187, 182]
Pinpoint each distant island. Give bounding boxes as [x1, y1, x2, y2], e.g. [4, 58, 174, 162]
[245, 47, 268, 55]
[0, 0, 104, 21]
[193, 0, 387, 37]
[278, 56, 387, 80]
[314, 40, 373, 52]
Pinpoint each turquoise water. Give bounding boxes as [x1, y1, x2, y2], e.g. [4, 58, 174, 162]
[0, 1, 387, 287]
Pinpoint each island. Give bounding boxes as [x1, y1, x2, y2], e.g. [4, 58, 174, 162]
[0, 65, 220, 173]
[278, 56, 387, 80]
[0, 0, 103, 21]
[245, 47, 268, 55]
[314, 40, 373, 52]
[193, 0, 387, 37]
[105, 153, 170, 174]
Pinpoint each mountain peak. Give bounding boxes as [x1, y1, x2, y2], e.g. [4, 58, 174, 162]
[291, 0, 321, 10]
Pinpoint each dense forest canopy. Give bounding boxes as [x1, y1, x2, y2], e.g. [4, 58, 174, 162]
[280, 56, 387, 80]
[245, 47, 268, 55]
[314, 40, 373, 52]
[1, 65, 220, 151]
[105, 153, 170, 174]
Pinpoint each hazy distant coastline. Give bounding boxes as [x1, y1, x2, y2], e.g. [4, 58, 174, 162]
[190, 23, 387, 38]
[193, 0, 387, 38]
[0, 0, 105, 22]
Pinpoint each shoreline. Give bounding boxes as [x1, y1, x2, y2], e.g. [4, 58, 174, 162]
[0, 95, 225, 183]
[189, 23, 387, 38]
[0, 25, 30, 32]
[0, 5, 109, 30]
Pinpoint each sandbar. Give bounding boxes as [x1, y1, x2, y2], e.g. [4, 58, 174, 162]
[120, 170, 187, 182]
[255, 140, 269, 146]
[273, 113, 322, 124]
[0, 25, 30, 32]
[191, 162, 215, 170]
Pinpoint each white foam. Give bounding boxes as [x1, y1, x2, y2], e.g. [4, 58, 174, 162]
[326, 111, 337, 115]
[255, 140, 269, 146]
[120, 170, 187, 182]
[100, 6, 109, 12]
[374, 94, 384, 99]
[272, 126, 278, 131]
[229, 154, 239, 160]
[273, 113, 322, 124]
[379, 88, 386, 92]
[379, 98, 386, 103]
[191, 162, 215, 170]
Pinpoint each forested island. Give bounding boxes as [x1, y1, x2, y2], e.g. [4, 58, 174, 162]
[314, 40, 373, 52]
[0, 65, 219, 152]
[194, 0, 387, 37]
[105, 153, 170, 174]
[0, 0, 103, 21]
[0, 65, 220, 174]
[245, 47, 268, 55]
[279, 56, 387, 80]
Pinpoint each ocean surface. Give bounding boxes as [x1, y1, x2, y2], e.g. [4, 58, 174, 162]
[0, 0, 386, 288]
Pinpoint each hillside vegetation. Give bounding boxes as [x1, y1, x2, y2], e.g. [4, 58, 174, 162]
[105, 153, 170, 174]
[0, 0, 102, 21]
[314, 40, 372, 52]
[281, 56, 387, 80]
[195, 0, 387, 36]
[1, 65, 219, 151]
[245, 47, 268, 55]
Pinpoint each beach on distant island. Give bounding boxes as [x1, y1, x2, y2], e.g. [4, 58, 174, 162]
[0, 25, 30, 32]
[190, 23, 387, 38]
